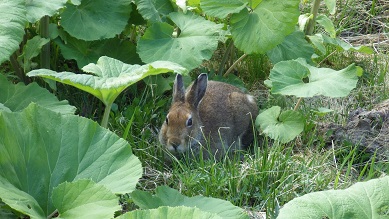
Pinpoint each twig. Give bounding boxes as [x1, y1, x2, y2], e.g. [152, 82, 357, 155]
[223, 53, 247, 77]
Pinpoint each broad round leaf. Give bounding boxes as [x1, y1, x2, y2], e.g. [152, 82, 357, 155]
[255, 106, 304, 143]
[137, 12, 223, 70]
[0, 103, 142, 217]
[230, 0, 300, 54]
[134, 0, 174, 22]
[52, 179, 120, 219]
[26, 0, 67, 23]
[267, 31, 314, 64]
[120, 206, 222, 219]
[131, 186, 249, 219]
[27, 56, 187, 106]
[61, 0, 132, 41]
[278, 176, 389, 219]
[201, 0, 247, 19]
[0, 74, 76, 114]
[0, 0, 27, 65]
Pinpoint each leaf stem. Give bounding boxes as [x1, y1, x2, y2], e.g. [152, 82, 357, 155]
[101, 102, 113, 128]
[218, 40, 234, 75]
[40, 16, 50, 69]
[223, 53, 247, 77]
[47, 209, 58, 219]
[305, 0, 321, 35]
[294, 97, 303, 111]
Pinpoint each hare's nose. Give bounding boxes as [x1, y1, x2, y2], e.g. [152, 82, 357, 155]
[171, 142, 179, 150]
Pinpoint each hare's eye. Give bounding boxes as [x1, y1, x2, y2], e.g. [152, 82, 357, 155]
[186, 117, 193, 127]
[165, 117, 169, 125]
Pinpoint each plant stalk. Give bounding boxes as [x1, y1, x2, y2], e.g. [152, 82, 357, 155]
[101, 102, 113, 128]
[40, 16, 50, 69]
[218, 40, 234, 75]
[10, 53, 30, 84]
[223, 53, 247, 77]
[305, 0, 321, 36]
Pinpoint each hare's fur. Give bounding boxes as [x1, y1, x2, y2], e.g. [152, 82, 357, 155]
[159, 74, 258, 160]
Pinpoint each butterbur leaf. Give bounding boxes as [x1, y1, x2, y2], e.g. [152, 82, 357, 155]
[27, 56, 187, 106]
[137, 12, 223, 70]
[61, 0, 132, 41]
[267, 31, 314, 64]
[255, 106, 304, 143]
[119, 206, 222, 219]
[230, 0, 300, 54]
[52, 179, 120, 219]
[277, 176, 389, 219]
[0, 74, 76, 114]
[201, 0, 247, 19]
[269, 58, 361, 98]
[26, 0, 67, 23]
[0, 0, 27, 65]
[131, 186, 249, 219]
[0, 103, 142, 217]
[134, 0, 174, 23]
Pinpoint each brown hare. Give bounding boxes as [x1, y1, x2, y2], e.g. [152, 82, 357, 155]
[159, 73, 258, 160]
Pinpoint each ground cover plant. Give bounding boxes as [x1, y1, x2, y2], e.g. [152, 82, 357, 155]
[0, 0, 388, 218]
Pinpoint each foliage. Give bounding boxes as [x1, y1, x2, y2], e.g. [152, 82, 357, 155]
[277, 176, 389, 219]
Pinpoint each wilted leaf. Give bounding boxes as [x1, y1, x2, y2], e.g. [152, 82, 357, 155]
[131, 186, 249, 219]
[119, 206, 222, 219]
[61, 0, 132, 41]
[255, 106, 304, 143]
[0, 0, 27, 65]
[269, 58, 361, 98]
[0, 74, 75, 114]
[277, 176, 389, 219]
[137, 12, 223, 70]
[0, 103, 142, 217]
[52, 179, 120, 219]
[230, 0, 300, 54]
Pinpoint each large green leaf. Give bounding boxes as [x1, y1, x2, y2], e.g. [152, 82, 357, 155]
[134, 0, 174, 22]
[25, 0, 67, 23]
[0, 74, 76, 114]
[277, 176, 389, 219]
[60, 0, 132, 41]
[52, 179, 120, 219]
[120, 206, 222, 219]
[269, 58, 361, 97]
[131, 186, 249, 219]
[27, 56, 187, 106]
[230, 0, 300, 54]
[267, 31, 314, 64]
[201, 0, 247, 19]
[0, 103, 142, 217]
[255, 106, 304, 143]
[55, 34, 141, 68]
[137, 12, 223, 70]
[0, 0, 27, 65]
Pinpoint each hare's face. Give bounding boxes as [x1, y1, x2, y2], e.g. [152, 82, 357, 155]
[160, 103, 199, 154]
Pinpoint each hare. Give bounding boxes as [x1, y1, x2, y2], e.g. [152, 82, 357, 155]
[159, 73, 258, 160]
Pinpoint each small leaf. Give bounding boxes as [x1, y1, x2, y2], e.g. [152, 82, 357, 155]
[269, 58, 361, 98]
[119, 206, 222, 219]
[230, 0, 300, 54]
[26, 0, 67, 23]
[267, 31, 314, 64]
[18, 36, 50, 71]
[324, 0, 336, 15]
[27, 56, 187, 106]
[0, 0, 27, 65]
[277, 176, 389, 219]
[255, 106, 304, 143]
[61, 0, 132, 40]
[53, 179, 120, 219]
[311, 107, 334, 116]
[131, 186, 249, 219]
[0, 74, 76, 114]
[201, 0, 247, 19]
[137, 12, 223, 70]
[316, 14, 336, 38]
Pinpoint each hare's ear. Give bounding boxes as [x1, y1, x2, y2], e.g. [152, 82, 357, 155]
[173, 74, 185, 103]
[187, 73, 207, 108]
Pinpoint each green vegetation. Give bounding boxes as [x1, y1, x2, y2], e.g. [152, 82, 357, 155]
[0, 0, 388, 218]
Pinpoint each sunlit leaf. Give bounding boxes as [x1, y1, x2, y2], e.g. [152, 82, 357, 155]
[26, 0, 67, 23]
